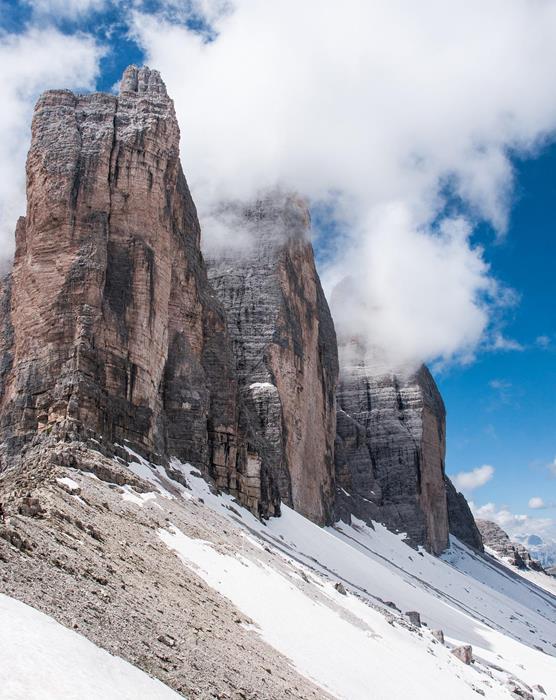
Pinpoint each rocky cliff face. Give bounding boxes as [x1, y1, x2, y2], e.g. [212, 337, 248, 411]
[334, 356, 450, 554]
[446, 477, 483, 551]
[477, 519, 545, 571]
[0, 67, 283, 519]
[206, 195, 338, 525]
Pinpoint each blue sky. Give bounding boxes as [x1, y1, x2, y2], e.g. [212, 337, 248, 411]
[439, 146, 556, 518]
[1, 0, 555, 538]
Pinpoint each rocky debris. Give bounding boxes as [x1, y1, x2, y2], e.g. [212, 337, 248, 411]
[507, 681, 534, 700]
[477, 520, 546, 572]
[18, 496, 44, 518]
[0, 442, 333, 700]
[446, 477, 484, 551]
[533, 684, 546, 695]
[0, 526, 32, 552]
[206, 193, 338, 525]
[334, 582, 347, 595]
[405, 610, 422, 628]
[335, 355, 450, 554]
[56, 477, 81, 496]
[157, 633, 177, 648]
[451, 645, 473, 664]
[431, 629, 445, 644]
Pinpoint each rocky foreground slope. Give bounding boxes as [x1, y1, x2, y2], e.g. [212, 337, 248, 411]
[1, 444, 554, 699]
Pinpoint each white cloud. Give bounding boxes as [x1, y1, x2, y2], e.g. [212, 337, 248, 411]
[529, 497, 546, 509]
[452, 464, 494, 494]
[0, 28, 103, 265]
[528, 496, 555, 510]
[488, 333, 524, 353]
[535, 335, 551, 348]
[132, 0, 556, 369]
[25, 0, 107, 20]
[489, 379, 511, 391]
[471, 501, 556, 541]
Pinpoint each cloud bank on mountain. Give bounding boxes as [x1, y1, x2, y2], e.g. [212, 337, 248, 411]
[132, 0, 556, 369]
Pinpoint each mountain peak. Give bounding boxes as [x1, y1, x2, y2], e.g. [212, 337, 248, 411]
[119, 65, 168, 96]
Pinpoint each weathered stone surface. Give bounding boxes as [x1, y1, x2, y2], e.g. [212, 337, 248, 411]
[0, 441, 333, 700]
[477, 519, 545, 572]
[0, 66, 276, 519]
[334, 355, 449, 554]
[446, 476, 484, 551]
[405, 610, 422, 627]
[451, 644, 473, 664]
[431, 629, 445, 644]
[206, 194, 338, 525]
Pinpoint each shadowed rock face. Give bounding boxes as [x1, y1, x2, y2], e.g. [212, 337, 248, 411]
[335, 357, 450, 554]
[445, 477, 483, 551]
[206, 195, 339, 525]
[0, 67, 281, 517]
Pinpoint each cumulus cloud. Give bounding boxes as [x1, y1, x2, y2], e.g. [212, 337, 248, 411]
[0, 28, 102, 265]
[528, 496, 555, 510]
[132, 0, 556, 369]
[535, 335, 551, 349]
[472, 501, 556, 541]
[452, 465, 495, 494]
[529, 497, 545, 509]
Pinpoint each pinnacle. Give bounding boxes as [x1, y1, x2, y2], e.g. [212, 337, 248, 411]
[119, 65, 168, 97]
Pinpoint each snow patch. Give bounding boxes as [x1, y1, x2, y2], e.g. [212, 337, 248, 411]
[56, 476, 80, 492]
[0, 594, 181, 700]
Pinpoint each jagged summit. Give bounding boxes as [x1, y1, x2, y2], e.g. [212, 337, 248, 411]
[119, 65, 168, 96]
[477, 519, 545, 571]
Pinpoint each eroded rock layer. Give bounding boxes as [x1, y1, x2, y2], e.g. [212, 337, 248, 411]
[477, 519, 544, 571]
[206, 195, 338, 525]
[335, 357, 450, 554]
[0, 67, 278, 518]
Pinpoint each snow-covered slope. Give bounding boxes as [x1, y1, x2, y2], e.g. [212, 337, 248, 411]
[0, 594, 182, 700]
[2, 447, 554, 700]
[152, 457, 556, 700]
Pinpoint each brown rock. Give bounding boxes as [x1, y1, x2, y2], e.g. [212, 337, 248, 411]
[0, 66, 277, 519]
[431, 629, 445, 644]
[451, 644, 473, 664]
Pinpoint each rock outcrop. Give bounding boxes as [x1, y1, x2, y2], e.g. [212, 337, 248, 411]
[206, 194, 338, 525]
[334, 356, 450, 554]
[0, 66, 282, 520]
[446, 477, 483, 551]
[477, 519, 545, 572]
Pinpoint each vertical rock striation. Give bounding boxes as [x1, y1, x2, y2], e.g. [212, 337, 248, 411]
[0, 67, 276, 517]
[334, 350, 482, 554]
[335, 355, 450, 554]
[206, 194, 339, 525]
[446, 477, 483, 551]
